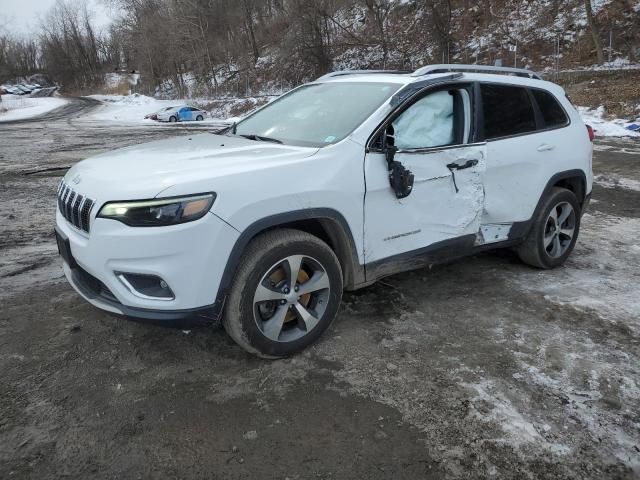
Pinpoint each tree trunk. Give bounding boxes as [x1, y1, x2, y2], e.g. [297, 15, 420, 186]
[584, 0, 605, 64]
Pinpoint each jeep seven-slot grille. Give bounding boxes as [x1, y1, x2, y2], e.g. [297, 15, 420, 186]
[57, 180, 95, 233]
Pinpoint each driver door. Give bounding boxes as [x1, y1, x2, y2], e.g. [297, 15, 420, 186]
[363, 85, 487, 275]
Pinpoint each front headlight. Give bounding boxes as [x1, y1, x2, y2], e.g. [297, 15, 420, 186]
[98, 193, 215, 227]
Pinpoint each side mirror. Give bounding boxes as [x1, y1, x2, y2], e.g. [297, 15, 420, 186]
[383, 126, 414, 199]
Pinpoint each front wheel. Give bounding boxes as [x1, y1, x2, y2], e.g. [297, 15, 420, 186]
[223, 229, 343, 358]
[517, 187, 581, 269]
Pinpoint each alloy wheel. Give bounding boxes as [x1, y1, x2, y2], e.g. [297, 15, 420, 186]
[253, 255, 331, 342]
[543, 201, 576, 258]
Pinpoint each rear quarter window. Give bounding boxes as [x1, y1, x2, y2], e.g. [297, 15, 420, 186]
[531, 89, 569, 128]
[480, 84, 536, 140]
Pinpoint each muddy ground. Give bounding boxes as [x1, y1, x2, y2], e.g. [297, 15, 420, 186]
[1, 99, 639, 479]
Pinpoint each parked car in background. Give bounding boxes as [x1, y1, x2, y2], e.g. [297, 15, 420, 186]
[23, 83, 41, 93]
[14, 85, 32, 94]
[157, 105, 208, 122]
[3, 85, 23, 95]
[144, 106, 177, 121]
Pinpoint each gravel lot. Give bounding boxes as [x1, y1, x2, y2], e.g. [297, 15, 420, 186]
[1, 99, 639, 479]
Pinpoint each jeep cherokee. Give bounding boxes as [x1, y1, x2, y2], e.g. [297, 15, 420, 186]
[55, 64, 593, 357]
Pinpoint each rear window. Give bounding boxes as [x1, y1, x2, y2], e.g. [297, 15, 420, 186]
[481, 84, 536, 140]
[531, 89, 569, 128]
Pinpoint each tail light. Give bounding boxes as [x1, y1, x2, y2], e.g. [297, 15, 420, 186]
[586, 125, 595, 142]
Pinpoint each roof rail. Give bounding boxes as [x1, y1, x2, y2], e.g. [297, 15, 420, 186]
[316, 69, 412, 81]
[412, 64, 542, 80]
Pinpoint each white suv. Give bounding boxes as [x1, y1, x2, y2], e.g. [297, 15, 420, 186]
[55, 65, 593, 357]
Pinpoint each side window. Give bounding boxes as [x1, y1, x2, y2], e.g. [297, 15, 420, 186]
[531, 89, 569, 128]
[391, 90, 456, 150]
[481, 84, 536, 140]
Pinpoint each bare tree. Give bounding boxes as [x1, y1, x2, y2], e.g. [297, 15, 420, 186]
[584, 0, 605, 64]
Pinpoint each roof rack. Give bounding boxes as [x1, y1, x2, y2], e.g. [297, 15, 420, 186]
[316, 69, 412, 81]
[411, 64, 542, 80]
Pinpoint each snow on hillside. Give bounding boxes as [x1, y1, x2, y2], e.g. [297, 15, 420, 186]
[0, 95, 68, 122]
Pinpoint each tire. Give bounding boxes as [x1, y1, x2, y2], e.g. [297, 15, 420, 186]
[517, 187, 581, 269]
[196, 115, 204, 121]
[222, 228, 343, 358]
[169, 116, 177, 123]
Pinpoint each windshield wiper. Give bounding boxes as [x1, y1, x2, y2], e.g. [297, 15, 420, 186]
[239, 133, 283, 144]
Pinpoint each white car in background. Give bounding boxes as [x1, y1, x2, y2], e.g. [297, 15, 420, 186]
[2, 85, 23, 95]
[156, 105, 208, 122]
[55, 64, 593, 358]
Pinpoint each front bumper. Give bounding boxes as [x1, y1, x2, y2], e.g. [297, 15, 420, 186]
[56, 208, 239, 320]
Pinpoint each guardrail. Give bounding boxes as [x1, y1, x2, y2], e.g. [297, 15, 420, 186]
[542, 67, 640, 85]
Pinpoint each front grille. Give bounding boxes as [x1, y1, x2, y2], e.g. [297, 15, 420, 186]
[57, 180, 95, 233]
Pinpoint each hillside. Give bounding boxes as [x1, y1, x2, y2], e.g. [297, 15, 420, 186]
[1, 0, 638, 115]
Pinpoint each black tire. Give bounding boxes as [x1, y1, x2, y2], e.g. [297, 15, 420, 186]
[169, 116, 177, 123]
[196, 115, 204, 121]
[517, 187, 581, 269]
[222, 229, 343, 358]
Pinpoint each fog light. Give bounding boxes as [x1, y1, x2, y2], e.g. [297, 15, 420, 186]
[116, 272, 175, 301]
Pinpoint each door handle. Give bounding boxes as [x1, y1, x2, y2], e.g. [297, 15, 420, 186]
[445, 159, 478, 193]
[446, 159, 478, 170]
[537, 144, 555, 152]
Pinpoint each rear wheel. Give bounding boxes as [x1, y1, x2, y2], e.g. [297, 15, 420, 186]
[517, 187, 581, 269]
[222, 229, 343, 358]
[196, 115, 204, 121]
[169, 116, 177, 123]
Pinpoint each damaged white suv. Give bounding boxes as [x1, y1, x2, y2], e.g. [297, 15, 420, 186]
[55, 65, 593, 357]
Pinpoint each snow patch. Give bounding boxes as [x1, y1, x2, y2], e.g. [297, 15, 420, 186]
[578, 106, 640, 138]
[0, 95, 68, 122]
[594, 174, 640, 192]
[464, 379, 570, 454]
[512, 214, 640, 328]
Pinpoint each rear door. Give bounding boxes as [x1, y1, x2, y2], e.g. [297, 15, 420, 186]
[363, 85, 486, 272]
[479, 83, 555, 225]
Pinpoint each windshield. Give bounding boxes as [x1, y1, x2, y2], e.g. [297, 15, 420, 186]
[233, 82, 402, 147]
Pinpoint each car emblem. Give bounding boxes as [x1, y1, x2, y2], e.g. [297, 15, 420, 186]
[72, 174, 82, 185]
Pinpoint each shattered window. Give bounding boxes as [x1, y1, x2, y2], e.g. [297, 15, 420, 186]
[391, 90, 455, 149]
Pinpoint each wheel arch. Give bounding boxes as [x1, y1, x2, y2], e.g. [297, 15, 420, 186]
[512, 169, 588, 241]
[216, 209, 364, 308]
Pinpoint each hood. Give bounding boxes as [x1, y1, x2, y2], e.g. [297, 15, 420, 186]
[65, 133, 318, 201]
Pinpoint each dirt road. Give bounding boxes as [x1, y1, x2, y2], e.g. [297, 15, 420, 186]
[1, 102, 639, 479]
